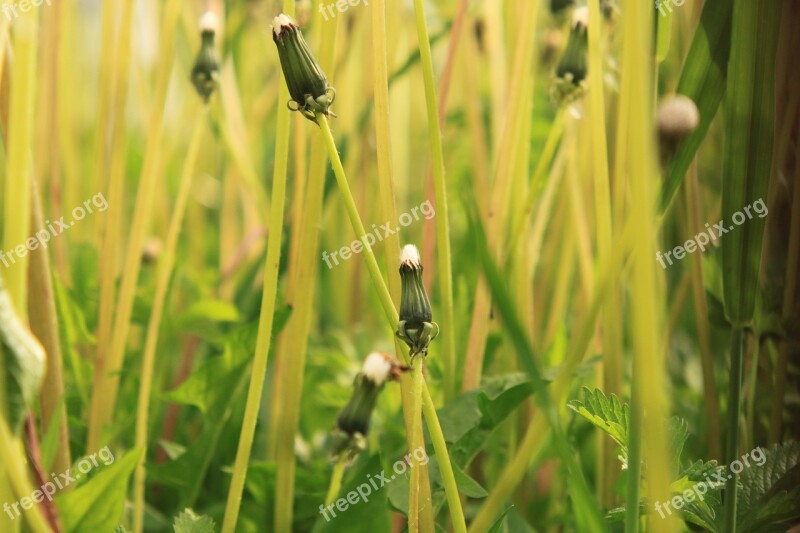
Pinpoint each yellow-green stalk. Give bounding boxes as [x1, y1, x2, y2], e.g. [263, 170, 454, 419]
[220, 4, 296, 531]
[409, 0, 458, 400]
[132, 15, 218, 524]
[87, 0, 181, 451]
[620, 0, 674, 530]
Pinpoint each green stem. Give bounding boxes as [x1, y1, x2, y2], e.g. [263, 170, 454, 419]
[317, 114, 465, 533]
[325, 456, 348, 507]
[724, 327, 744, 533]
[222, 49, 292, 533]
[624, 377, 644, 533]
[0, 421, 50, 533]
[409, 357, 423, 532]
[133, 107, 207, 533]
[421, 385, 467, 533]
[410, 0, 457, 400]
[88, 0, 180, 451]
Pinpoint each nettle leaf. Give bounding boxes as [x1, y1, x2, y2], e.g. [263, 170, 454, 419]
[56, 449, 142, 533]
[172, 508, 215, 533]
[0, 276, 47, 433]
[434, 373, 534, 466]
[568, 387, 629, 459]
[737, 441, 800, 532]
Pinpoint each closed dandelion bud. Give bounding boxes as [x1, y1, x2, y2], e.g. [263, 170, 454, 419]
[396, 244, 439, 355]
[272, 14, 336, 122]
[552, 7, 589, 104]
[331, 353, 406, 458]
[190, 11, 221, 102]
[656, 94, 700, 166]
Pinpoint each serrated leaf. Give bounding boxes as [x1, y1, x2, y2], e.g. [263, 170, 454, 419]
[568, 387, 629, 455]
[56, 449, 142, 533]
[172, 508, 215, 533]
[737, 442, 800, 532]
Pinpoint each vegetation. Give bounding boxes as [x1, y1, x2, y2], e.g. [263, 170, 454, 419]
[0, 0, 798, 532]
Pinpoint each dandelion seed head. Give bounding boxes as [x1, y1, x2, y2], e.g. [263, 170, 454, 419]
[362, 352, 393, 386]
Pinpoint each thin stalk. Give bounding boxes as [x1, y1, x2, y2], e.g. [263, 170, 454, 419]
[28, 178, 71, 474]
[470, 218, 637, 533]
[621, 0, 674, 529]
[0, 421, 50, 533]
[92, 0, 133, 427]
[222, 0, 294, 526]
[88, 0, 178, 451]
[723, 327, 744, 532]
[133, 107, 207, 533]
[271, 14, 336, 532]
[769, 129, 800, 444]
[317, 114, 465, 532]
[586, 0, 622, 504]
[325, 455, 348, 507]
[3, 4, 38, 314]
[421, 385, 467, 533]
[409, 358, 424, 532]
[410, 0, 458, 400]
[685, 163, 722, 459]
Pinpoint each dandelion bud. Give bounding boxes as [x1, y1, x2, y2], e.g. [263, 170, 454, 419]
[552, 7, 589, 104]
[272, 14, 336, 122]
[657, 94, 700, 166]
[331, 353, 406, 458]
[190, 11, 221, 102]
[396, 245, 439, 355]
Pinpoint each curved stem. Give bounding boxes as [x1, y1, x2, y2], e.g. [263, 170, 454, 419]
[132, 106, 207, 533]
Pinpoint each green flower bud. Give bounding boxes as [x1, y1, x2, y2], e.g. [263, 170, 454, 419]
[332, 353, 405, 458]
[552, 7, 589, 104]
[272, 14, 336, 122]
[190, 12, 221, 102]
[396, 245, 439, 355]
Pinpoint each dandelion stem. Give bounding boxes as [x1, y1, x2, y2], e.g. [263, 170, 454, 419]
[317, 114, 466, 533]
[408, 357, 423, 533]
[133, 106, 207, 533]
[325, 455, 348, 507]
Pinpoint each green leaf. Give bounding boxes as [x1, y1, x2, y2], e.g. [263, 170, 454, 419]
[737, 442, 800, 532]
[434, 373, 533, 466]
[568, 387, 629, 457]
[720, 0, 781, 323]
[660, 0, 733, 212]
[176, 298, 241, 329]
[172, 509, 216, 533]
[56, 449, 142, 533]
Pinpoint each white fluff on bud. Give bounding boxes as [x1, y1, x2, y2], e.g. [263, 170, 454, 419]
[572, 6, 589, 30]
[272, 14, 295, 36]
[362, 352, 392, 386]
[199, 11, 219, 33]
[400, 244, 421, 266]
